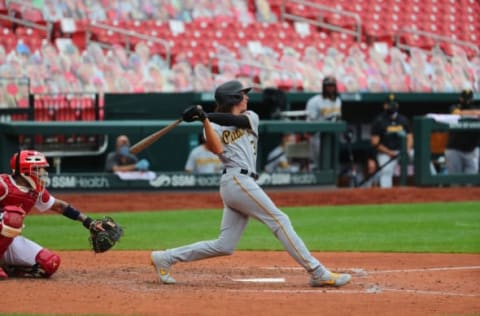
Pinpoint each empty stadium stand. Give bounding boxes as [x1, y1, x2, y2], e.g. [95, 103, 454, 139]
[0, 0, 478, 97]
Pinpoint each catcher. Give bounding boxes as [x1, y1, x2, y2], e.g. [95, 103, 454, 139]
[0, 150, 123, 279]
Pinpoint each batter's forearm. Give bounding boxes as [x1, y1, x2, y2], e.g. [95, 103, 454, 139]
[203, 119, 224, 154]
[207, 113, 251, 128]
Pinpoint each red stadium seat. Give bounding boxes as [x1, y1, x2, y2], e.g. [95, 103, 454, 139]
[0, 0, 478, 95]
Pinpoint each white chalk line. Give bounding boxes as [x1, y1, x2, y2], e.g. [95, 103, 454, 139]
[362, 265, 480, 274]
[381, 288, 480, 297]
[226, 265, 480, 297]
[231, 278, 285, 283]
[227, 289, 367, 295]
[226, 288, 480, 297]
[262, 265, 480, 274]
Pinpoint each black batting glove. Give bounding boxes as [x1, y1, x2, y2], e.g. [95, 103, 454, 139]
[182, 105, 207, 122]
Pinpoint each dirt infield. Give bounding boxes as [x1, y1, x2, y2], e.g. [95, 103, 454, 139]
[4, 186, 480, 316]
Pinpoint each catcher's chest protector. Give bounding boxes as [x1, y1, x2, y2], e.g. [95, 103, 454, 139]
[0, 175, 38, 214]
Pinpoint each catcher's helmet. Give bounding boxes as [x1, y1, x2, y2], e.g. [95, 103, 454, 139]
[322, 76, 338, 99]
[10, 150, 49, 193]
[214, 80, 251, 112]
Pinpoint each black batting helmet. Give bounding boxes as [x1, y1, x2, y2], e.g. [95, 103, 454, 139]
[214, 80, 251, 112]
[322, 76, 338, 99]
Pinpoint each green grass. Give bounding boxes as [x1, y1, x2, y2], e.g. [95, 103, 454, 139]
[23, 201, 480, 253]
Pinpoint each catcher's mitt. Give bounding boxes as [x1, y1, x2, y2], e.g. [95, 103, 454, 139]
[182, 105, 207, 122]
[89, 216, 123, 253]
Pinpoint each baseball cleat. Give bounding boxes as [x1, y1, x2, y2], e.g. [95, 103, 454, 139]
[310, 270, 351, 287]
[151, 251, 176, 284]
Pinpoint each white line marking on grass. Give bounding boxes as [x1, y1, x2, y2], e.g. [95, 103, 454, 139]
[231, 278, 285, 283]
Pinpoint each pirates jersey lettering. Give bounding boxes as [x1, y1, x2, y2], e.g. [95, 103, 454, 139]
[386, 125, 404, 133]
[222, 129, 245, 144]
[212, 110, 259, 171]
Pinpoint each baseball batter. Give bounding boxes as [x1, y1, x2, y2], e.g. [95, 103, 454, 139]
[0, 150, 105, 279]
[151, 80, 351, 287]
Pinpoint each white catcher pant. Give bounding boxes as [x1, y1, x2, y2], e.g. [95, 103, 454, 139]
[1, 236, 42, 266]
[164, 172, 325, 274]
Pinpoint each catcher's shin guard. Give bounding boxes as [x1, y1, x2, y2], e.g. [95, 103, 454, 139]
[35, 248, 61, 277]
[3, 248, 61, 278]
[0, 206, 26, 258]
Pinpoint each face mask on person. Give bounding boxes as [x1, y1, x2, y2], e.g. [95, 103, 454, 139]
[385, 102, 398, 116]
[118, 145, 130, 156]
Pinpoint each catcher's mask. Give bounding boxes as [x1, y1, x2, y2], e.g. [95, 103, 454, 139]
[214, 80, 251, 112]
[10, 150, 49, 193]
[322, 76, 338, 100]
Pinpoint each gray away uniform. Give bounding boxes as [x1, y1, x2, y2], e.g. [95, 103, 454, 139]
[163, 110, 326, 275]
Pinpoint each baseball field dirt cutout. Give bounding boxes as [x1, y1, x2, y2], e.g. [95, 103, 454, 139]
[3, 187, 480, 316]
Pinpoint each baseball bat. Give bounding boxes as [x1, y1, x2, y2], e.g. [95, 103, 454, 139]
[129, 118, 183, 155]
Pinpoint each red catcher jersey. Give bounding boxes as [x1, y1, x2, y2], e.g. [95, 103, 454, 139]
[0, 174, 54, 214]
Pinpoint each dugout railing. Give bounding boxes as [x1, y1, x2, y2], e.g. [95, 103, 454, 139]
[414, 116, 480, 186]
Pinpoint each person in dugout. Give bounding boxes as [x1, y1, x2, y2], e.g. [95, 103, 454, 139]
[370, 94, 413, 188]
[105, 135, 150, 172]
[445, 89, 480, 175]
[305, 76, 342, 171]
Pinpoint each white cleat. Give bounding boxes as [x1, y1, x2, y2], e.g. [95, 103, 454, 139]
[310, 270, 352, 287]
[151, 251, 176, 284]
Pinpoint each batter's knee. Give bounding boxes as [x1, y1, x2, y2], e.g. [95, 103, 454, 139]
[218, 247, 235, 256]
[35, 248, 61, 277]
[213, 241, 235, 256]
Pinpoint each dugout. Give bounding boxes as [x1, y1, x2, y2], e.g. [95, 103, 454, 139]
[102, 92, 463, 172]
[0, 120, 345, 189]
[1, 91, 477, 188]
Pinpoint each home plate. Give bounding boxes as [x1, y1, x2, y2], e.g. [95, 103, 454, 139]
[232, 278, 286, 283]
